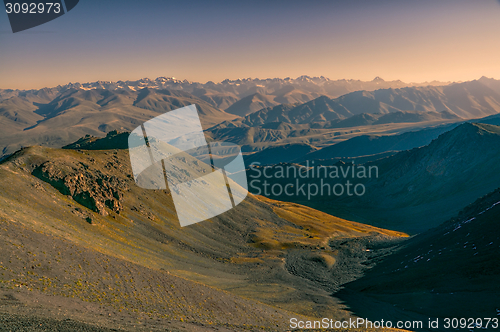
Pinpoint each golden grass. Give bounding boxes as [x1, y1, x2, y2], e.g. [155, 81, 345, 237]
[250, 195, 408, 250]
[230, 257, 265, 264]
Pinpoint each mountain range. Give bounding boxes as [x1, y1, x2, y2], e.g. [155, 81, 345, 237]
[0, 75, 449, 104]
[223, 77, 500, 125]
[2, 75, 500, 331]
[203, 77, 500, 163]
[248, 123, 500, 234]
[3, 76, 500, 163]
[0, 88, 237, 160]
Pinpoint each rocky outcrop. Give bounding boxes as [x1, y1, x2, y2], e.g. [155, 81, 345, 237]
[32, 160, 129, 216]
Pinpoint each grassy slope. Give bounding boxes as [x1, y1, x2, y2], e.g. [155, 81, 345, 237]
[0, 145, 407, 331]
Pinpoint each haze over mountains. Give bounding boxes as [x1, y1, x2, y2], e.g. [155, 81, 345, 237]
[2, 76, 500, 162]
[2, 75, 500, 331]
[0, 88, 237, 159]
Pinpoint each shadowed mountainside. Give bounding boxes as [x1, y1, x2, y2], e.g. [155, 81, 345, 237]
[223, 93, 280, 117]
[352, 123, 500, 232]
[300, 122, 459, 160]
[337, 187, 500, 331]
[248, 123, 500, 234]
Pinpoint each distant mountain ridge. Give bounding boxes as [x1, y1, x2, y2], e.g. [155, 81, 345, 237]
[0, 75, 451, 111]
[0, 75, 451, 97]
[0, 88, 237, 159]
[234, 78, 500, 125]
[2, 76, 500, 164]
[248, 123, 500, 234]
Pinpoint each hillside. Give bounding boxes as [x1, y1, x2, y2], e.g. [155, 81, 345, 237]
[0, 140, 407, 331]
[471, 112, 500, 126]
[190, 88, 239, 110]
[354, 123, 500, 232]
[249, 123, 500, 234]
[337, 187, 500, 329]
[0, 88, 237, 160]
[241, 104, 298, 126]
[243, 143, 318, 166]
[302, 122, 459, 160]
[372, 110, 459, 124]
[0, 97, 41, 135]
[272, 85, 321, 104]
[223, 93, 279, 117]
[240, 80, 500, 126]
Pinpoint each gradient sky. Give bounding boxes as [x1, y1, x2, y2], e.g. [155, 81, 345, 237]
[1, 0, 500, 89]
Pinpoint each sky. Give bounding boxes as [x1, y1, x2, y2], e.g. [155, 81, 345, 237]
[1, 0, 500, 89]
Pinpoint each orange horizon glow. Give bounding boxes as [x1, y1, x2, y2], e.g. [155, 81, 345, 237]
[1, 0, 500, 90]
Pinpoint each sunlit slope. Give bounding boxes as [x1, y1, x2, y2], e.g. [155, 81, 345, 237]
[253, 196, 406, 250]
[0, 143, 407, 330]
